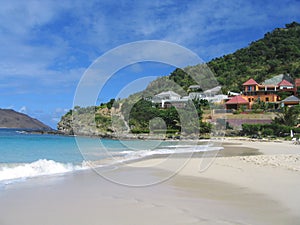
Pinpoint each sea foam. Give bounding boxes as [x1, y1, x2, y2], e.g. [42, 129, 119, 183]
[0, 145, 223, 184]
[0, 159, 87, 183]
[119, 145, 223, 161]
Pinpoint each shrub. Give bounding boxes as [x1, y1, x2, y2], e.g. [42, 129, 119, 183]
[241, 124, 261, 136]
[242, 123, 297, 138]
[131, 129, 150, 134]
[262, 128, 274, 136]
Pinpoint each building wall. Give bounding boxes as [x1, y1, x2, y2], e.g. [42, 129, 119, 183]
[244, 93, 279, 108]
[226, 103, 249, 110]
[244, 85, 258, 92]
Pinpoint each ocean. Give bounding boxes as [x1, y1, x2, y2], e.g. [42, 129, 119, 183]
[0, 128, 221, 185]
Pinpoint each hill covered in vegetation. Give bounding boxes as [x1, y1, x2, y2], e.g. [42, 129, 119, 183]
[58, 22, 300, 137]
[209, 21, 300, 92]
[128, 22, 300, 96]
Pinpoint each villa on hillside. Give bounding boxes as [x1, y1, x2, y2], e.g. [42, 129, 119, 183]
[150, 74, 300, 110]
[152, 86, 227, 108]
[225, 95, 249, 110]
[151, 91, 186, 108]
[281, 95, 300, 106]
[188, 85, 227, 103]
[225, 74, 300, 110]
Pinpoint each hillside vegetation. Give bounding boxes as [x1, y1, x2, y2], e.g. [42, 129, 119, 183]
[57, 101, 125, 136]
[209, 22, 300, 92]
[58, 22, 300, 137]
[138, 22, 300, 94]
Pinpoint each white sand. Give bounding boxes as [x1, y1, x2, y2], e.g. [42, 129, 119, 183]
[131, 139, 300, 221]
[0, 139, 300, 225]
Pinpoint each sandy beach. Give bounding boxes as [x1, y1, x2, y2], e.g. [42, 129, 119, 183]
[1, 139, 300, 225]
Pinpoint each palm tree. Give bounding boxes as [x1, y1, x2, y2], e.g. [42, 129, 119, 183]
[274, 105, 300, 126]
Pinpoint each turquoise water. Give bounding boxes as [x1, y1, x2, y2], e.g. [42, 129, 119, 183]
[0, 129, 81, 164]
[0, 129, 220, 184]
[0, 129, 167, 164]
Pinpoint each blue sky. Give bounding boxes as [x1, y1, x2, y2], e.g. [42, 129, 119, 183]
[0, 0, 300, 128]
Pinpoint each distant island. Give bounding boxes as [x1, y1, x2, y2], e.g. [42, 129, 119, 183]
[0, 109, 52, 131]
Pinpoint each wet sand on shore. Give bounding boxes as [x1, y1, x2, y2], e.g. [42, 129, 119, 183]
[1, 139, 300, 225]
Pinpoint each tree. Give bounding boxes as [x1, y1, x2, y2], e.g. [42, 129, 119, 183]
[106, 99, 115, 109]
[252, 98, 267, 112]
[273, 105, 300, 126]
[207, 22, 300, 92]
[169, 68, 195, 91]
[285, 21, 300, 29]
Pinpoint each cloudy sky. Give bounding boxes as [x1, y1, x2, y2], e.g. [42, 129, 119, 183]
[0, 0, 300, 128]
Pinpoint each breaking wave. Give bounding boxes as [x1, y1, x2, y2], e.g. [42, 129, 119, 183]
[0, 159, 87, 184]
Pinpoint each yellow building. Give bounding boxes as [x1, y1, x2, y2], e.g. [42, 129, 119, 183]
[242, 78, 294, 108]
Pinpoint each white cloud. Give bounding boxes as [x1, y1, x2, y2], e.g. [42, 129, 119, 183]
[0, 0, 299, 128]
[0, 1, 82, 94]
[19, 106, 27, 114]
[0, 1, 71, 36]
[0, 0, 299, 95]
[54, 108, 69, 113]
[4, 105, 14, 109]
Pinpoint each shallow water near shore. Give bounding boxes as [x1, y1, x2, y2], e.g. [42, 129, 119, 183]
[1, 163, 299, 225]
[1, 129, 300, 224]
[0, 128, 222, 184]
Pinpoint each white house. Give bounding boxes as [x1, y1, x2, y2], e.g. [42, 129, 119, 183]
[152, 88, 228, 108]
[154, 91, 181, 100]
[152, 91, 185, 108]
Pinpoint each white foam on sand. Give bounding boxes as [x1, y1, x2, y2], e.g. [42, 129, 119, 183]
[1, 140, 300, 225]
[0, 144, 222, 184]
[107, 145, 223, 164]
[0, 159, 88, 184]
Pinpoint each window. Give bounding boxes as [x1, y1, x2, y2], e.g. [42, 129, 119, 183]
[265, 97, 269, 102]
[248, 98, 251, 102]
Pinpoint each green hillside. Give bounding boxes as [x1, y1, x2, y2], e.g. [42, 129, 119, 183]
[208, 21, 300, 92]
[58, 22, 300, 136]
[132, 22, 300, 95]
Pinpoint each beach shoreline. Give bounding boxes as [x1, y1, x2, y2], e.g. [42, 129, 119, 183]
[1, 139, 300, 225]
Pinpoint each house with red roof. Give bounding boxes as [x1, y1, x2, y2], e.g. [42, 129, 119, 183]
[225, 95, 249, 110]
[278, 79, 294, 90]
[295, 78, 300, 95]
[242, 78, 259, 92]
[295, 78, 300, 88]
[242, 78, 279, 108]
[240, 76, 299, 109]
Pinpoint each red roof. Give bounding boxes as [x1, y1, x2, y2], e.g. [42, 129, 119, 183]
[295, 78, 300, 87]
[278, 79, 293, 87]
[225, 95, 249, 105]
[243, 78, 258, 86]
